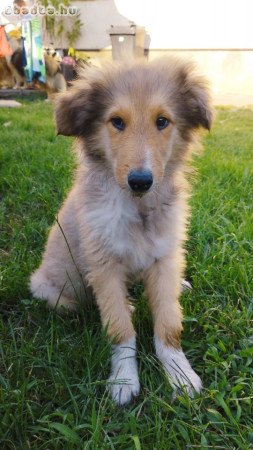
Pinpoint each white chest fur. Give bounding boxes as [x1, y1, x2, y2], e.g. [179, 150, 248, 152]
[84, 184, 174, 273]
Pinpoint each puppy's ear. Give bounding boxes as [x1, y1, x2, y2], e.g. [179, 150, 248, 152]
[54, 82, 108, 137]
[54, 89, 89, 136]
[177, 66, 213, 131]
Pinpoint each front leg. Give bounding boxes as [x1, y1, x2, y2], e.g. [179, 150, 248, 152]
[88, 263, 139, 405]
[144, 255, 202, 397]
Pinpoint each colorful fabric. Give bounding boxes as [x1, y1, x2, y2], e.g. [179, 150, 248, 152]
[20, 37, 27, 67]
[22, 20, 33, 81]
[0, 26, 13, 57]
[8, 28, 21, 40]
[22, 18, 45, 83]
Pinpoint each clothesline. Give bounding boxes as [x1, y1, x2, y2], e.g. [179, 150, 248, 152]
[0, 18, 46, 83]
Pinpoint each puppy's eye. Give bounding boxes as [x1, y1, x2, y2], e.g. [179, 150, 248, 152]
[111, 117, 125, 131]
[156, 116, 170, 130]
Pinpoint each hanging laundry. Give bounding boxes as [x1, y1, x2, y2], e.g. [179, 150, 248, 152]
[31, 18, 45, 82]
[20, 36, 27, 68]
[22, 20, 33, 82]
[0, 25, 13, 57]
[22, 18, 45, 83]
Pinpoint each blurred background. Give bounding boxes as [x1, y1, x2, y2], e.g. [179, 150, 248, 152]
[0, 0, 253, 104]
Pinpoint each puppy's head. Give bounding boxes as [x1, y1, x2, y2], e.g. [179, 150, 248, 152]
[55, 58, 212, 195]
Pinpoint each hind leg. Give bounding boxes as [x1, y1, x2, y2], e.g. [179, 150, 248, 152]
[29, 207, 83, 312]
[30, 269, 78, 312]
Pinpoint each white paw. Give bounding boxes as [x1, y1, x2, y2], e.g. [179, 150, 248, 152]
[181, 279, 192, 292]
[108, 337, 140, 405]
[108, 372, 140, 405]
[170, 365, 202, 398]
[155, 337, 202, 398]
[30, 271, 77, 312]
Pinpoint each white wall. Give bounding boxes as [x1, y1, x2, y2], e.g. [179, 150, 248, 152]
[67, 0, 253, 51]
[148, 50, 253, 106]
[115, 0, 253, 50]
[43, 0, 130, 49]
[43, 0, 253, 105]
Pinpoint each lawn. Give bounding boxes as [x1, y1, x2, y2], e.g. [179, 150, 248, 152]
[0, 101, 252, 449]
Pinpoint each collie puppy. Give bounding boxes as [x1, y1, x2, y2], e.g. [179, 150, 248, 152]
[30, 57, 212, 405]
[44, 49, 67, 96]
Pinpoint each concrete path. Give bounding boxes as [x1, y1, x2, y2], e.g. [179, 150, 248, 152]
[0, 100, 22, 107]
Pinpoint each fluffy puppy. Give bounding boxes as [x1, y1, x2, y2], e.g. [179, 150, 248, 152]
[0, 57, 14, 88]
[44, 50, 67, 96]
[30, 57, 212, 405]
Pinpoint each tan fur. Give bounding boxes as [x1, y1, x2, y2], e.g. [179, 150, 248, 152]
[0, 57, 14, 88]
[8, 61, 27, 88]
[44, 52, 67, 97]
[30, 58, 212, 386]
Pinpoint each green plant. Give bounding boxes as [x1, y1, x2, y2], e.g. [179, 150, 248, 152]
[39, 0, 83, 48]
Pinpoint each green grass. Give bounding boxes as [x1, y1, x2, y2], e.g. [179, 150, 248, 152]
[0, 102, 252, 449]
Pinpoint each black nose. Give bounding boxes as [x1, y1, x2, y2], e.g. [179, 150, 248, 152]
[128, 169, 153, 193]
